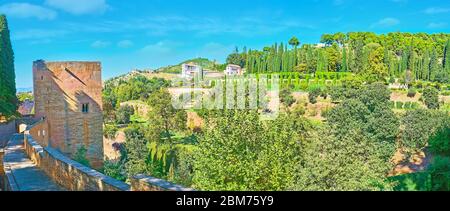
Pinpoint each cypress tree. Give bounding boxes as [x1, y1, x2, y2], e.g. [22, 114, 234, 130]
[444, 39, 450, 72]
[0, 15, 17, 118]
[429, 49, 439, 81]
[341, 46, 347, 72]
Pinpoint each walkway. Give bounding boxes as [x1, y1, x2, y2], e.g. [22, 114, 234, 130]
[2, 134, 65, 191]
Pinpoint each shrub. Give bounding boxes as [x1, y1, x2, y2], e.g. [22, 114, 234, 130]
[104, 124, 118, 139]
[308, 88, 322, 104]
[389, 101, 395, 109]
[291, 103, 306, 116]
[280, 88, 296, 107]
[427, 156, 450, 191]
[404, 102, 412, 110]
[423, 87, 440, 109]
[389, 77, 396, 84]
[321, 106, 332, 118]
[103, 160, 127, 181]
[407, 88, 417, 98]
[395, 101, 404, 109]
[74, 145, 90, 167]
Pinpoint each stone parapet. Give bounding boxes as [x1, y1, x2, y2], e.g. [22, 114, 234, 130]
[23, 132, 130, 191]
[130, 174, 194, 191]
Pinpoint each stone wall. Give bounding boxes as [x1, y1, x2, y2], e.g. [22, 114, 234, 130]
[33, 60, 104, 169]
[0, 120, 16, 149]
[130, 174, 194, 191]
[23, 129, 130, 191]
[0, 148, 6, 191]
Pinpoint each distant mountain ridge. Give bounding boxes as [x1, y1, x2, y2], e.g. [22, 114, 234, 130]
[16, 87, 33, 93]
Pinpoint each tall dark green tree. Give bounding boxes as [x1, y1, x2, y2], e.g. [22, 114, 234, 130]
[0, 15, 17, 118]
[444, 39, 450, 73]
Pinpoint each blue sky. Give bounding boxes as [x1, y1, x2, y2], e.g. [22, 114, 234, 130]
[0, 0, 449, 88]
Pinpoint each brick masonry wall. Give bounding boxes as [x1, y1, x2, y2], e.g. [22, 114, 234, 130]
[23, 130, 130, 191]
[33, 61, 104, 169]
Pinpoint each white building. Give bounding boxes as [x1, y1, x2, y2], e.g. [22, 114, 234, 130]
[224, 64, 243, 76]
[181, 63, 203, 79]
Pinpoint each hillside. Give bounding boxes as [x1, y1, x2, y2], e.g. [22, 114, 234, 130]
[104, 57, 225, 85]
[155, 57, 225, 73]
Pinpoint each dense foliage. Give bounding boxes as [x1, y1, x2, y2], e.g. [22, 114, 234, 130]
[0, 15, 17, 118]
[193, 110, 307, 191]
[229, 32, 450, 84]
[103, 75, 170, 122]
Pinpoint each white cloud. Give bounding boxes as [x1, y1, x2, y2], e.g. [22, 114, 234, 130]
[117, 40, 133, 48]
[424, 7, 450, 15]
[0, 3, 57, 20]
[371, 18, 400, 28]
[45, 0, 110, 15]
[141, 41, 180, 54]
[91, 40, 110, 48]
[428, 22, 448, 29]
[13, 29, 68, 40]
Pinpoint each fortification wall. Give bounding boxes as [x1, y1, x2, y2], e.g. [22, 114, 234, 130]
[23, 123, 130, 191]
[33, 60, 104, 169]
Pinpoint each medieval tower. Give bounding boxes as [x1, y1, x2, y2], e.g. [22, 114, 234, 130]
[33, 60, 104, 168]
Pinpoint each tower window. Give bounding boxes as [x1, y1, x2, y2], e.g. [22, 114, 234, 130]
[82, 103, 89, 113]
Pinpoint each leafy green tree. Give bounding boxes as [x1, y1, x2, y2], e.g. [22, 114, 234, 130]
[429, 116, 450, 156]
[123, 125, 149, 177]
[116, 105, 135, 124]
[146, 88, 187, 143]
[422, 87, 440, 109]
[226, 47, 245, 67]
[193, 110, 306, 191]
[17, 92, 33, 103]
[0, 15, 17, 118]
[365, 45, 388, 82]
[288, 36, 300, 48]
[401, 109, 440, 155]
[104, 124, 118, 139]
[320, 34, 335, 46]
[294, 127, 395, 191]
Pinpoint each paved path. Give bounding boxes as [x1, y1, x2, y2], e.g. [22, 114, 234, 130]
[3, 134, 65, 191]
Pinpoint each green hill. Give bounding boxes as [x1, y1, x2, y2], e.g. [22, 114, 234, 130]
[155, 58, 225, 73]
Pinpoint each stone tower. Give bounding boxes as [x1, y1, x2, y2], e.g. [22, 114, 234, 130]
[33, 60, 104, 168]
